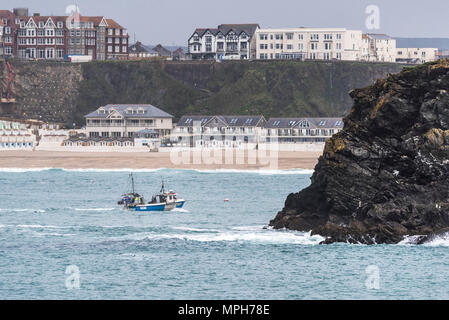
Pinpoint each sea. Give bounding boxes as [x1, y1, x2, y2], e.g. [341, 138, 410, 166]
[0, 168, 449, 300]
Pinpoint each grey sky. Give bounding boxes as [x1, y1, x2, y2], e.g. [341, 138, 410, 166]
[3, 0, 449, 45]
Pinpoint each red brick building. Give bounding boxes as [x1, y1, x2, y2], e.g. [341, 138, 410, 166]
[0, 8, 129, 60]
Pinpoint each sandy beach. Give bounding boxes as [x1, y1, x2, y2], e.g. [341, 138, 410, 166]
[0, 150, 322, 170]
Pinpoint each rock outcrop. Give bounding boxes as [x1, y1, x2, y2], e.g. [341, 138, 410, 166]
[270, 60, 449, 244]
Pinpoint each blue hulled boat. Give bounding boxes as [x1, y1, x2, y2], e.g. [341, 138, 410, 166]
[118, 174, 186, 212]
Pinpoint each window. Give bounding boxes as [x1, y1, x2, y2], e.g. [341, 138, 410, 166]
[336, 34, 342, 40]
[298, 34, 304, 40]
[311, 43, 317, 50]
[298, 43, 304, 51]
[324, 34, 332, 40]
[5, 27, 11, 34]
[115, 29, 120, 36]
[324, 43, 332, 50]
[115, 45, 120, 52]
[57, 49, 65, 59]
[108, 46, 113, 52]
[122, 46, 127, 53]
[259, 34, 268, 40]
[286, 33, 293, 40]
[57, 21, 63, 28]
[287, 44, 293, 50]
[310, 34, 319, 41]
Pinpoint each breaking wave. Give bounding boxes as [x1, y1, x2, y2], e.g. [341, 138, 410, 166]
[0, 167, 313, 175]
[117, 227, 324, 245]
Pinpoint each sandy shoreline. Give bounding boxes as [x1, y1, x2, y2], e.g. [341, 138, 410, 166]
[0, 150, 321, 170]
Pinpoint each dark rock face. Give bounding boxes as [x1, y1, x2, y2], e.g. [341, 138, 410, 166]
[270, 60, 449, 244]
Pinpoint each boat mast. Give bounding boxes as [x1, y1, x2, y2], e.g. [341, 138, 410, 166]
[130, 173, 135, 194]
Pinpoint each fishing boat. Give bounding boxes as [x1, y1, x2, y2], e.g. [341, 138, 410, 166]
[118, 174, 185, 212]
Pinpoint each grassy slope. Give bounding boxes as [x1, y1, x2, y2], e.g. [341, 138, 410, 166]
[74, 60, 404, 125]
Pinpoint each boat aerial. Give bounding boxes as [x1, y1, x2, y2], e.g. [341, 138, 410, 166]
[118, 174, 185, 212]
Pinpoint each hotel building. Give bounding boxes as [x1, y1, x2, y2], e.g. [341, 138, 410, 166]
[188, 24, 260, 60]
[255, 28, 362, 61]
[0, 8, 128, 60]
[84, 104, 173, 139]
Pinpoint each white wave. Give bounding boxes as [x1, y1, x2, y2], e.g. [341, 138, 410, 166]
[16, 224, 70, 229]
[32, 232, 76, 237]
[423, 232, 449, 247]
[72, 207, 116, 212]
[120, 229, 324, 245]
[0, 208, 46, 213]
[0, 167, 53, 172]
[61, 168, 164, 173]
[171, 226, 219, 232]
[171, 208, 190, 213]
[190, 168, 314, 175]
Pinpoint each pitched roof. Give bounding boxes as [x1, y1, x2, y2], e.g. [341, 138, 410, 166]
[265, 117, 344, 129]
[365, 33, 394, 40]
[152, 44, 172, 56]
[129, 42, 158, 54]
[177, 115, 266, 127]
[218, 24, 260, 36]
[84, 104, 173, 119]
[106, 18, 124, 29]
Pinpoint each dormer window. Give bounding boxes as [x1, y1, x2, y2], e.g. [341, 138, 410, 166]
[39, 22, 44, 28]
[98, 108, 106, 114]
[137, 108, 144, 114]
[126, 108, 133, 114]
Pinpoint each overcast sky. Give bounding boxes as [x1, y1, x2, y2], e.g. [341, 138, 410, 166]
[3, 0, 449, 45]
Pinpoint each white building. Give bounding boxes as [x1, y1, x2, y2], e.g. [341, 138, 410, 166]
[188, 24, 260, 60]
[261, 117, 344, 144]
[84, 104, 173, 140]
[361, 34, 397, 63]
[173, 115, 266, 148]
[396, 48, 438, 64]
[255, 28, 362, 61]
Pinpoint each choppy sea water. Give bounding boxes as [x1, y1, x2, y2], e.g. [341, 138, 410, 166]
[1, 168, 449, 300]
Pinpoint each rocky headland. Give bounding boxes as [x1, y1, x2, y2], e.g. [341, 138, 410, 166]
[270, 60, 449, 245]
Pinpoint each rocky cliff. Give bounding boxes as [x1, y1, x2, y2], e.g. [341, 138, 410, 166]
[270, 60, 449, 245]
[0, 59, 403, 125]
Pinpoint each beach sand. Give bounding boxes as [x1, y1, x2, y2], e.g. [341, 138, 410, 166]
[0, 150, 322, 170]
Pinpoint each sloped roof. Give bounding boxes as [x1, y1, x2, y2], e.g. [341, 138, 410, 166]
[218, 24, 260, 36]
[365, 33, 393, 40]
[177, 115, 266, 127]
[129, 42, 158, 54]
[265, 118, 344, 129]
[85, 104, 173, 119]
[152, 44, 172, 56]
[106, 18, 124, 29]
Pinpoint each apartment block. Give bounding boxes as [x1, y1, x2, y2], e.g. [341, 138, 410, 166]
[396, 47, 438, 64]
[361, 34, 396, 63]
[255, 28, 362, 61]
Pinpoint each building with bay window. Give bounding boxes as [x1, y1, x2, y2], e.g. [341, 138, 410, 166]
[84, 104, 173, 140]
[188, 24, 260, 60]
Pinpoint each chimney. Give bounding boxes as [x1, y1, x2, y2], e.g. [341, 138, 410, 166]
[13, 8, 29, 17]
[33, 13, 40, 17]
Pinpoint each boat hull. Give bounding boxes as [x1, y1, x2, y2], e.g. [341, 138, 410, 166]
[134, 204, 166, 211]
[176, 200, 185, 208]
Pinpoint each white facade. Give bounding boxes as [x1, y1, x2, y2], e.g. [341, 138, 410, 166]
[188, 24, 260, 60]
[255, 28, 362, 61]
[85, 104, 173, 140]
[396, 48, 438, 64]
[361, 34, 397, 63]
